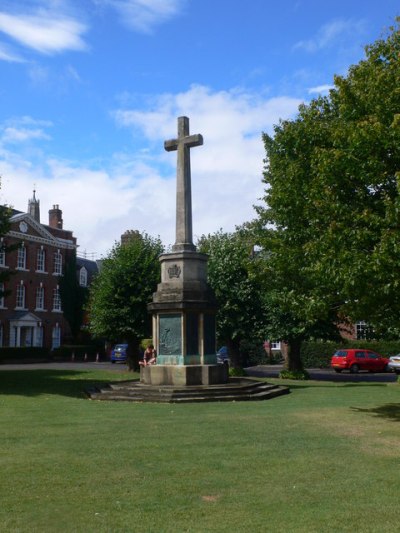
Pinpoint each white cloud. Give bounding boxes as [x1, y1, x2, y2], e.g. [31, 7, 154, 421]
[308, 84, 334, 95]
[2, 127, 51, 143]
[97, 0, 185, 33]
[294, 18, 366, 53]
[0, 41, 25, 62]
[0, 85, 302, 257]
[1, 117, 53, 144]
[0, 10, 88, 55]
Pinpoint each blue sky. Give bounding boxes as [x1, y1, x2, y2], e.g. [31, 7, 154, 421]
[0, 1, 398, 257]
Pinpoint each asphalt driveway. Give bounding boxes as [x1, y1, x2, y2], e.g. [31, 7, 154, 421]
[0, 361, 397, 382]
[245, 365, 398, 383]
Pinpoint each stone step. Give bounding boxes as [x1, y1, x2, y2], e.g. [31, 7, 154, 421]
[108, 377, 273, 393]
[86, 378, 289, 403]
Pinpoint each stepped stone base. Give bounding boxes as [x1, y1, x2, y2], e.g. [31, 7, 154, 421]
[140, 364, 228, 386]
[86, 377, 290, 403]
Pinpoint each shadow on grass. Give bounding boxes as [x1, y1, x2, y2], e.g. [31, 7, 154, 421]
[0, 370, 136, 399]
[350, 403, 400, 421]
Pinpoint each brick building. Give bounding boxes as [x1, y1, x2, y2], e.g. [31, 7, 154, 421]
[0, 192, 78, 350]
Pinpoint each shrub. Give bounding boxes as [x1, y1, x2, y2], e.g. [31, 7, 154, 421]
[140, 338, 153, 351]
[229, 366, 246, 377]
[279, 369, 310, 380]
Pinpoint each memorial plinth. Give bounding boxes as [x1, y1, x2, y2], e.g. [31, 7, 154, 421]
[144, 116, 226, 386]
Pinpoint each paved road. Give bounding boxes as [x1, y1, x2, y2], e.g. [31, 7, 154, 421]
[0, 361, 397, 382]
[245, 365, 398, 383]
[0, 361, 129, 372]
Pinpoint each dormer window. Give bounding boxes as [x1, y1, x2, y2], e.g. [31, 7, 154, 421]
[79, 267, 88, 287]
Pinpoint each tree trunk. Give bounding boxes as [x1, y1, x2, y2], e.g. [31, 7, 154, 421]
[127, 338, 140, 371]
[226, 339, 242, 369]
[285, 338, 303, 372]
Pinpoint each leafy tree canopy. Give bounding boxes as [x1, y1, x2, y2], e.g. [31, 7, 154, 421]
[198, 229, 267, 368]
[0, 198, 13, 294]
[87, 232, 163, 364]
[59, 252, 87, 342]
[255, 20, 400, 368]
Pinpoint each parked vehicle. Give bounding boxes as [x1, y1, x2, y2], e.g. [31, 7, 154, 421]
[330, 349, 389, 373]
[387, 354, 400, 374]
[110, 344, 128, 363]
[217, 346, 229, 365]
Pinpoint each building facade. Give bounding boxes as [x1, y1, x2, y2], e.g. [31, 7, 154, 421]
[0, 193, 77, 350]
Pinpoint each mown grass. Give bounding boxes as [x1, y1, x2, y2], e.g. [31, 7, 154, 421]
[0, 369, 399, 532]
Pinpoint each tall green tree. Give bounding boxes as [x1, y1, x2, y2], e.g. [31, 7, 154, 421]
[256, 20, 400, 369]
[198, 229, 267, 369]
[87, 232, 163, 369]
[0, 203, 12, 299]
[59, 252, 87, 342]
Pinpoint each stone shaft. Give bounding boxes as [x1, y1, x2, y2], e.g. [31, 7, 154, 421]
[164, 116, 203, 252]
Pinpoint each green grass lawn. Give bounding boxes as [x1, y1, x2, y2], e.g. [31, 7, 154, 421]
[0, 369, 399, 532]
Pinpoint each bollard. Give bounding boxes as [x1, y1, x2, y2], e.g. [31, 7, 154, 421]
[96, 353, 99, 363]
[71, 352, 75, 362]
[84, 353, 88, 362]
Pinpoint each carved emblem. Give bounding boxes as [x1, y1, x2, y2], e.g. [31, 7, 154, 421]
[168, 264, 181, 279]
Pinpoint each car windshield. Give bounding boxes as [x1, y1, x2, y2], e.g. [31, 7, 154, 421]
[334, 351, 347, 357]
[115, 345, 126, 351]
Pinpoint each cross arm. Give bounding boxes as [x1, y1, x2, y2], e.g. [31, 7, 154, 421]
[164, 139, 178, 152]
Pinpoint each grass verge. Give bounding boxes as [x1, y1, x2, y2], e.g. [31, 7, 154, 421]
[0, 369, 399, 532]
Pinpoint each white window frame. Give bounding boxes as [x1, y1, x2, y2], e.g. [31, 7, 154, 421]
[52, 286, 62, 311]
[17, 244, 26, 270]
[52, 324, 61, 350]
[53, 250, 62, 275]
[356, 321, 370, 340]
[36, 286, 45, 310]
[36, 247, 46, 272]
[35, 326, 44, 347]
[16, 283, 26, 309]
[271, 341, 281, 351]
[0, 282, 5, 308]
[0, 242, 5, 267]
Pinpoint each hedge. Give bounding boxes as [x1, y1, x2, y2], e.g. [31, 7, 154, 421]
[52, 345, 104, 361]
[300, 340, 400, 368]
[0, 347, 51, 364]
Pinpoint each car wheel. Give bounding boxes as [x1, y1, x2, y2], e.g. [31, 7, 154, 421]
[350, 364, 359, 374]
[334, 369, 342, 373]
[395, 369, 400, 375]
[111, 360, 115, 364]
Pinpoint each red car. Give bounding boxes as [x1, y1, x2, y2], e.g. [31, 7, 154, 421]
[331, 349, 390, 374]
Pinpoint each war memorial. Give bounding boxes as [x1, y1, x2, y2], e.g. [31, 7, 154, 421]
[88, 117, 289, 402]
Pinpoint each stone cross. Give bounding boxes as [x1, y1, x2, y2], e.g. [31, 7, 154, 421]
[165, 116, 203, 252]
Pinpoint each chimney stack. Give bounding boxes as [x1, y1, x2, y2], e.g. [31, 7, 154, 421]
[49, 205, 63, 229]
